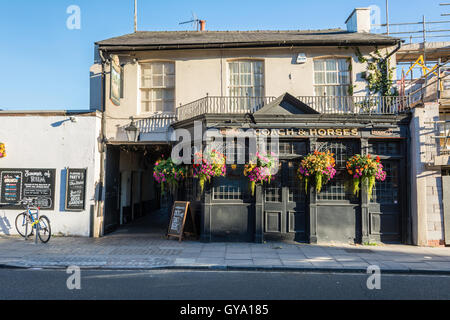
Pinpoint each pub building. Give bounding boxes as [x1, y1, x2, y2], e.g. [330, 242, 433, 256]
[94, 8, 418, 244]
[172, 94, 410, 244]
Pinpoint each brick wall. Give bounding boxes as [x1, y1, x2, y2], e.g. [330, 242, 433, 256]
[410, 103, 446, 247]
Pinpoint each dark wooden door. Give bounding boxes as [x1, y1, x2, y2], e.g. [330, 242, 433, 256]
[103, 146, 121, 234]
[369, 160, 402, 242]
[263, 160, 307, 242]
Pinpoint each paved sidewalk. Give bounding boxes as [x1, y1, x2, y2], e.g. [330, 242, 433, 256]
[0, 234, 449, 273]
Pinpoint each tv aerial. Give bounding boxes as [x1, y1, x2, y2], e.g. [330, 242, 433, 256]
[179, 12, 203, 31]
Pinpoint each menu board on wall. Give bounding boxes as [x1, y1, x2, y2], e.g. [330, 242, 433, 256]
[65, 168, 87, 211]
[0, 169, 55, 210]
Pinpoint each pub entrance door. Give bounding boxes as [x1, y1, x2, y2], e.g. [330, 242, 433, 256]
[368, 160, 402, 242]
[263, 141, 308, 242]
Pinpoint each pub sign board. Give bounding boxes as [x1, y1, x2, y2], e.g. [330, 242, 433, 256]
[167, 201, 196, 242]
[0, 169, 56, 210]
[65, 168, 87, 211]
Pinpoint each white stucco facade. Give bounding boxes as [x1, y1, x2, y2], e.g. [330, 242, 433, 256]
[90, 46, 397, 143]
[0, 112, 102, 236]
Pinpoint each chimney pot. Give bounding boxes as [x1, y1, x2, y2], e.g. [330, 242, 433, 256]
[199, 20, 206, 31]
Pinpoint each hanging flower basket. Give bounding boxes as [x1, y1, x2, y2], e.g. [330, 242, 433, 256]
[244, 152, 278, 196]
[297, 150, 336, 193]
[0, 143, 5, 158]
[346, 154, 386, 200]
[193, 149, 226, 193]
[153, 157, 186, 195]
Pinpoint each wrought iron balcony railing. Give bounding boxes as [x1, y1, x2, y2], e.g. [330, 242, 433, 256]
[176, 95, 411, 122]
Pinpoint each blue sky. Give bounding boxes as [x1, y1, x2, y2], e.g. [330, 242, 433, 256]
[0, 0, 448, 110]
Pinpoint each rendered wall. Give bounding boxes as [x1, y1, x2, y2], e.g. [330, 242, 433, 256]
[91, 46, 395, 142]
[0, 113, 101, 237]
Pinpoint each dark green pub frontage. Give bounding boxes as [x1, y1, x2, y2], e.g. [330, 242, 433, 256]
[173, 94, 411, 245]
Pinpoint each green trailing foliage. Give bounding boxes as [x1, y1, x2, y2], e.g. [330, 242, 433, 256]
[354, 48, 398, 97]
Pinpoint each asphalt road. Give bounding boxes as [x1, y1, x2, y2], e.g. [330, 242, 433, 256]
[0, 268, 449, 300]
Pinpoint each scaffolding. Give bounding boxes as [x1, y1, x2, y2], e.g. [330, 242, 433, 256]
[372, 3, 450, 80]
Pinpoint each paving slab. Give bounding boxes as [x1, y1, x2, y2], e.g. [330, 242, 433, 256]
[252, 259, 283, 266]
[0, 235, 449, 274]
[225, 259, 254, 266]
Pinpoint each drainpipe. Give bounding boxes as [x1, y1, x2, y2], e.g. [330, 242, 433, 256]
[95, 49, 107, 237]
[382, 41, 402, 96]
[383, 41, 402, 62]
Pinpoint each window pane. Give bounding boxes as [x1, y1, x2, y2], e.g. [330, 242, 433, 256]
[141, 102, 151, 112]
[141, 90, 151, 101]
[152, 63, 163, 74]
[141, 77, 151, 88]
[165, 63, 175, 75]
[240, 62, 251, 73]
[315, 72, 325, 84]
[152, 75, 163, 87]
[326, 59, 337, 71]
[153, 89, 163, 100]
[164, 89, 174, 100]
[338, 59, 349, 71]
[229, 62, 239, 73]
[165, 75, 175, 88]
[326, 86, 336, 96]
[231, 74, 239, 86]
[253, 61, 263, 74]
[164, 101, 174, 112]
[315, 86, 325, 96]
[240, 74, 251, 86]
[154, 101, 163, 112]
[314, 60, 325, 71]
[326, 72, 337, 84]
[254, 86, 262, 97]
[339, 72, 350, 84]
[254, 74, 263, 87]
[142, 65, 152, 76]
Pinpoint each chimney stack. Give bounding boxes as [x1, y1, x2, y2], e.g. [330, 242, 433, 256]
[345, 8, 371, 33]
[199, 20, 206, 31]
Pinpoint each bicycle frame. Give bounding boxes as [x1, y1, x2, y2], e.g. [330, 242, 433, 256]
[22, 206, 40, 241]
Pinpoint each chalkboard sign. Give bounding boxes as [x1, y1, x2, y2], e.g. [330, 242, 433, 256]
[65, 168, 87, 211]
[167, 201, 196, 242]
[0, 169, 56, 210]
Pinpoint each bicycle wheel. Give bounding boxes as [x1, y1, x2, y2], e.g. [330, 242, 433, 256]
[15, 213, 33, 238]
[37, 215, 51, 243]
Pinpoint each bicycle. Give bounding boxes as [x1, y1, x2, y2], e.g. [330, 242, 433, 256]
[15, 198, 51, 243]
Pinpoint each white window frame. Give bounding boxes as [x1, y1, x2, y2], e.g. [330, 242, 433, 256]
[139, 61, 175, 114]
[313, 58, 351, 97]
[227, 60, 265, 97]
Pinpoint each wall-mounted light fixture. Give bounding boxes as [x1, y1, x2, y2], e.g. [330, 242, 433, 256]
[125, 116, 139, 142]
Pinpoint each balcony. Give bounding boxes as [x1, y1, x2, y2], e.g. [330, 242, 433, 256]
[176, 95, 411, 122]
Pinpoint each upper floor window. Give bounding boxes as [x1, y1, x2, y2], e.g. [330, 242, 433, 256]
[314, 59, 350, 96]
[140, 62, 175, 113]
[228, 60, 264, 97]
